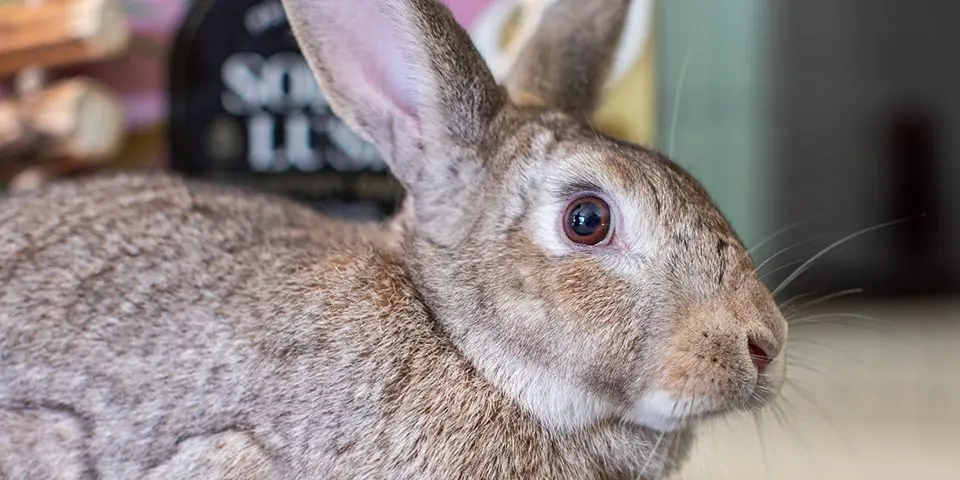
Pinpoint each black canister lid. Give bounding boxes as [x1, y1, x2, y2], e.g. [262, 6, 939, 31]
[167, 0, 403, 221]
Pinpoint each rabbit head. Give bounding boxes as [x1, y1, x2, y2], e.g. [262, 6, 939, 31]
[283, 0, 787, 433]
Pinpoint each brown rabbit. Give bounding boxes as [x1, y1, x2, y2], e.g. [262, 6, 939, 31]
[0, 0, 788, 478]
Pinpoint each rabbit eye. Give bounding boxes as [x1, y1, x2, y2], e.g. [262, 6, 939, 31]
[563, 196, 611, 245]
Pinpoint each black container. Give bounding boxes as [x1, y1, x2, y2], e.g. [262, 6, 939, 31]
[168, 0, 403, 221]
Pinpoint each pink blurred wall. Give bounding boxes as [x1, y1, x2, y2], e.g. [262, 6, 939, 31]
[444, 0, 496, 27]
[1, 0, 497, 132]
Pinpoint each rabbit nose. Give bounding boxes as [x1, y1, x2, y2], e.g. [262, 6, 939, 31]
[747, 339, 771, 374]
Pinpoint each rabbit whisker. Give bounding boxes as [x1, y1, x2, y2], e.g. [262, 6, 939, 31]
[667, 48, 695, 157]
[753, 235, 822, 275]
[759, 258, 804, 282]
[772, 216, 924, 296]
[778, 290, 820, 315]
[639, 429, 667, 477]
[788, 312, 891, 329]
[745, 218, 813, 257]
[753, 411, 774, 480]
[784, 288, 864, 315]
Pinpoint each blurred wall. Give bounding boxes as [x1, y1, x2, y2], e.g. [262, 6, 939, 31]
[770, 0, 960, 297]
[658, 0, 959, 297]
[656, 0, 770, 248]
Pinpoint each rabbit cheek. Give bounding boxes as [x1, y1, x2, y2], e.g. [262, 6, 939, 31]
[540, 258, 653, 387]
[549, 251, 641, 312]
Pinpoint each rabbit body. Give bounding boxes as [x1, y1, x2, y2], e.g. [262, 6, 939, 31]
[0, 0, 787, 478]
[0, 174, 688, 479]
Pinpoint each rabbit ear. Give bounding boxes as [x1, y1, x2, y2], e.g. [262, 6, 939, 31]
[281, 0, 505, 186]
[503, 0, 632, 116]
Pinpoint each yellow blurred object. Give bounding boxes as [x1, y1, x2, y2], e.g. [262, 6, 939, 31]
[593, 37, 656, 146]
[471, 0, 656, 146]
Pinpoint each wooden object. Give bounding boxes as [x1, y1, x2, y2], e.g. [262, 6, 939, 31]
[0, 77, 124, 164]
[0, 0, 131, 75]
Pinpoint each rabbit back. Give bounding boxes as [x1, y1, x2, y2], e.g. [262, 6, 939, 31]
[0, 173, 418, 478]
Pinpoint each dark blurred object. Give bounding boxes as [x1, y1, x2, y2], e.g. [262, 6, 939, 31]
[167, 0, 403, 222]
[0, 0, 130, 191]
[770, 0, 960, 297]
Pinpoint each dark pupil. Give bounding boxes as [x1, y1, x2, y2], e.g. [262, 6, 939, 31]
[569, 202, 603, 236]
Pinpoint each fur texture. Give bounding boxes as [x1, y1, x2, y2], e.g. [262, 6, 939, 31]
[0, 0, 787, 478]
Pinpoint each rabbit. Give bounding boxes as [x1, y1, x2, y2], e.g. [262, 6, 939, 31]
[0, 0, 789, 478]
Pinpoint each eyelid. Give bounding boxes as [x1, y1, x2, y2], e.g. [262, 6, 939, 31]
[559, 182, 606, 200]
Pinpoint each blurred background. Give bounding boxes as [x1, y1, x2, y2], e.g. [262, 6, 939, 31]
[0, 0, 957, 477]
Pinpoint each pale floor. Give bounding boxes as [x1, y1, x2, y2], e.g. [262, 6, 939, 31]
[678, 300, 960, 479]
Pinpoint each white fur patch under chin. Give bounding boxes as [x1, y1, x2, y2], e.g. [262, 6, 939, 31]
[627, 390, 716, 432]
[466, 298, 614, 432]
[488, 358, 613, 432]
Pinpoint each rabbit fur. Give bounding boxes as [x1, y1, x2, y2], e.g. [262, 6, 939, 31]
[0, 0, 788, 478]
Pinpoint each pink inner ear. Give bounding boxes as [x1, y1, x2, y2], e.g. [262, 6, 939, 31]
[324, 0, 425, 122]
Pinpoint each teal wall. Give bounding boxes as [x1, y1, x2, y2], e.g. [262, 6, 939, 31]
[656, 0, 771, 247]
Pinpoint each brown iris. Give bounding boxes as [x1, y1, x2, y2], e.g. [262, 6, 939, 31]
[563, 196, 611, 245]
